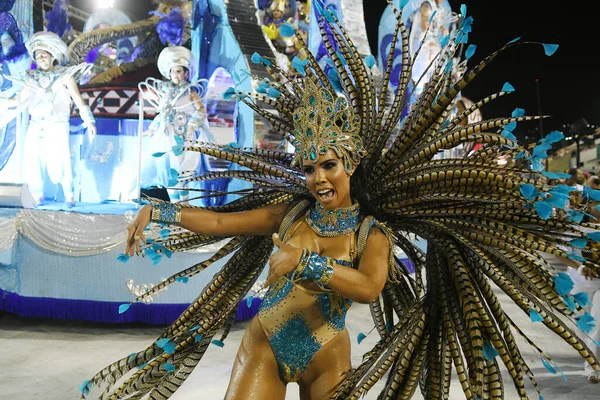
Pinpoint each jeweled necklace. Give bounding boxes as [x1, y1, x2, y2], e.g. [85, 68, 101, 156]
[305, 201, 360, 237]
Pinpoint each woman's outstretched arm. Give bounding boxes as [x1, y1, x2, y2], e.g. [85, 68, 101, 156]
[125, 202, 290, 256]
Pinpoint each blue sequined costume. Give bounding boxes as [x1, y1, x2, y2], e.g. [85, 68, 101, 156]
[258, 258, 354, 382]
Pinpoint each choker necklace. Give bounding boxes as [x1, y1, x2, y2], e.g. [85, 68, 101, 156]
[305, 202, 360, 237]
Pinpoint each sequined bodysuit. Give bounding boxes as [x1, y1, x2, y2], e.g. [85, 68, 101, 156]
[258, 258, 354, 382]
[257, 203, 358, 383]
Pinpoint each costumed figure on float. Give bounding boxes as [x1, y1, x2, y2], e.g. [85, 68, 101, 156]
[0, 31, 95, 207]
[81, 2, 600, 400]
[139, 45, 214, 204]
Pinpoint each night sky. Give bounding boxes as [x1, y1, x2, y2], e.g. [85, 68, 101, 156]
[365, 0, 599, 141]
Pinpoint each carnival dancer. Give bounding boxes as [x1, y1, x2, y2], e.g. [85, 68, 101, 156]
[0, 31, 95, 207]
[82, 3, 600, 400]
[139, 46, 213, 204]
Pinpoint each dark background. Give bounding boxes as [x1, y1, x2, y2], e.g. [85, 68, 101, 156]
[365, 0, 599, 142]
[70, 0, 598, 142]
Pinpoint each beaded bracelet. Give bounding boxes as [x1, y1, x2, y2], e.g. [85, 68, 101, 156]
[292, 250, 334, 288]
[150, 201, 182, 224]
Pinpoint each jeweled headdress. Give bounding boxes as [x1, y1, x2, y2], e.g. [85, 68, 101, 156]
[292, 78, 365, 173]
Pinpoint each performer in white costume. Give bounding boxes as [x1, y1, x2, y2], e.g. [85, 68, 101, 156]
[0, 31, 96, 207]
[139, 46, 213, 203]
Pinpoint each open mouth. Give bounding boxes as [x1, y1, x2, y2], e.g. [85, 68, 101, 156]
[317, 189, 335, 201]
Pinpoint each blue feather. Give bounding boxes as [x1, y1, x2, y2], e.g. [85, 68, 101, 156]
[400, 0, 410, 9]
[156, 338, 170, 347]
[116, 253, 130, 263]
[553, 272, 574, 296]
[364, 55, 376, 68]
[460, 4, 467, 17]
[584, 187, 600, 201]
[222, 86, 236, 100]
[280, 23, 295, 38]
[175, 276, 189, 283]
[440, 34, 450, 48]
[194, 334, 204, 342]
[501, 130, 517, 142]
[211, 339, 225, 347]
[501, 82, 515, 92]
[586, 231, 600, 242]
[542, 43, 559, 56]
[163, 362, 175, 372]
[511, 108, 525, 117]
[160, 228, 170, 238]
[519, 183, 538, 201]
[515, 151, 526, 160]
[566, 252, 586, 262]
[267, 87, 281, 98]
[292, 57, 306, 75]
[506, 36, 521, 45]
[541, 358, 556, 374]
[173, 135, 184, 146]
[429, 10, 437, 23]
[574, 292, 590, 307]
[541, 171, 570, 179]
[534, 201, 553, 220]
[532, 142, 552, 159]
[531, 159, 544, 172]
[564, 295, 577, 312]
[504, 121, 517, 132]
[555, 184, 576, 194]
[545, 190, 569, 209]
[357, 332, 367, 344]
[251, 52, 261, 64]
[576, 312, 596, 334]
[118, 303, 131, 314]
[529, 308, 544, 322]
[152, 152, 166, 158]
[543, 130, 564, 143]
[79, 380, 92, 395]
[569, 238, 588, 249]
[567, 210, 584, 223]
[189, 325, 199, 331]
[246, 296, 254, 308]
[172, 145, 184, 156]
[483, 342, 499, 360]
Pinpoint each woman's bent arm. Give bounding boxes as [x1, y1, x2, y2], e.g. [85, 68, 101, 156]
[326, 228, 390, 303]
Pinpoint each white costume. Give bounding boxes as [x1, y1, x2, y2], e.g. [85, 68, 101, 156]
[20, 32, 94, 203]
[139, 46, 214, 202]
[408, 1, 458, 97]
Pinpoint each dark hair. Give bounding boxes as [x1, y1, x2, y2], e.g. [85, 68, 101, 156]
[351, 163, 382, 221]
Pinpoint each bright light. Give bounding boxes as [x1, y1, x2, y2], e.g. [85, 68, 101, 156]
[97, 0, 115, 8]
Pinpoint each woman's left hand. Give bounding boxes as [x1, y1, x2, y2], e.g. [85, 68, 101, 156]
[264, 233, 303, 287]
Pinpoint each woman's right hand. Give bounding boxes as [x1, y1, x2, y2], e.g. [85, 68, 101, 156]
[125, 205, 152, 256]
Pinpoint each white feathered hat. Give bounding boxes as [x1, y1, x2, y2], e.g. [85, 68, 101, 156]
[157, 46, 196, 81]
[25, 31, 69, 66]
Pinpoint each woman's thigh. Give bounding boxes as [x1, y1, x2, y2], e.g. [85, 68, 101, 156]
[224, 317, 286, 400]
[298, 329, 352, 400]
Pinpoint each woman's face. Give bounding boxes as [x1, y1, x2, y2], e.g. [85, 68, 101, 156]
[34, 50, 54, 71]
[170, 66, 188, 85]
[302, 149, 353, 209]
